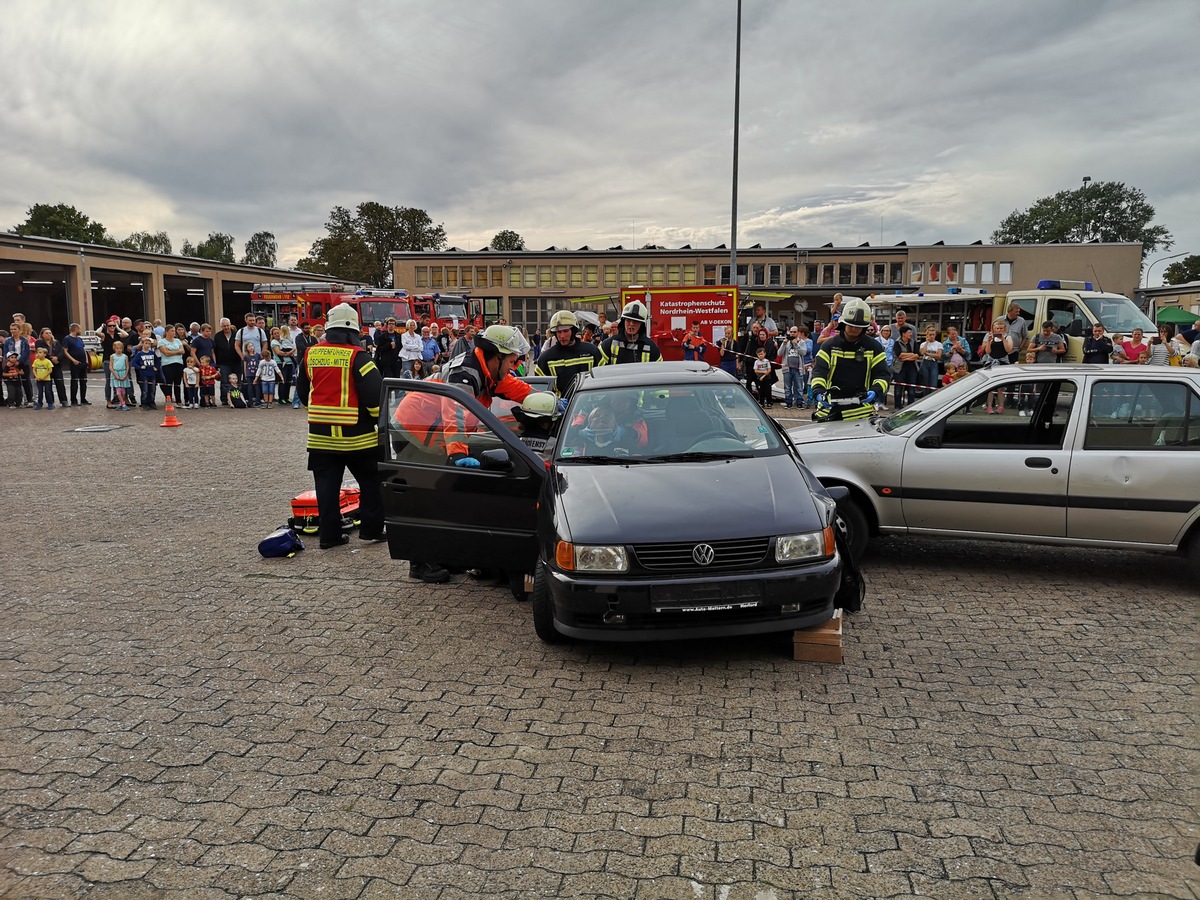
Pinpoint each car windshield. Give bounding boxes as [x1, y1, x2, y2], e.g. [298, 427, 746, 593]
[881, 370, 989, 434]
[556, 383, 782, 461]
[358, 300, 412, 324]
[436, 300, 468, 319]
[1081, 296, 1155, 334]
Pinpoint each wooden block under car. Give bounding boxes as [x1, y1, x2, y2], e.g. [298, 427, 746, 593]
[793, 609, 843, 663]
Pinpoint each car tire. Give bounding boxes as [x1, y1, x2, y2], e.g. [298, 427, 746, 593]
[1187, 532, 1200, 577]
[531, 561, 565, 644]
[835, 495, 870, 563]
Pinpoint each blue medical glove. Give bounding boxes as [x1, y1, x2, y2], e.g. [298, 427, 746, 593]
[455, 456, 480, 468]
[556, 397, 569, 415]
[864, 390, 878, 404]
[611, 424, 626, 443]
[815, 393, 830, 411]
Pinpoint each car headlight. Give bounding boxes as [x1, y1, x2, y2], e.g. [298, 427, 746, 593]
[557, 541, 629, 572]
[775, 527, 835, 562]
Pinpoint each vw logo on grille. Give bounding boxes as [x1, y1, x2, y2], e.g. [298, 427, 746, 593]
[692, 543, 716, 566]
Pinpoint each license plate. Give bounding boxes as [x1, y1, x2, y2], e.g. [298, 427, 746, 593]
[651, 581, 763, 613]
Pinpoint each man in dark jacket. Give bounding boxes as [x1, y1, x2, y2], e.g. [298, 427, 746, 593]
[212, 318, 240, 406]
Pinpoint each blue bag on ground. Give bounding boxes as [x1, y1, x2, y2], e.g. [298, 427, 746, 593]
[258, 526, 304, 558]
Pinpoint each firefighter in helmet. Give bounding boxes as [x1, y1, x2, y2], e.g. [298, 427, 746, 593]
[598, 299, 662, 365]
[295, 302, 386, 549]
[809, 297, 889, 422]
[535, 309, 601, 395]
[392, 324, 535, 582]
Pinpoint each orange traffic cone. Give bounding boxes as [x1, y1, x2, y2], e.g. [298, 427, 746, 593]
[160, 398, 182, 427]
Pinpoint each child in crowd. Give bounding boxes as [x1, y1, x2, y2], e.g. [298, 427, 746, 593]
[255, 350, 280, 408]
[32, 346, 55, 409]
[182, 357, 201, 409]
[226, 373, 248, 409]
[3, 352, 23, 407]
[753, 347, 773, 409]
[941, 362, 967, 387]
[130, 336, 159, 409]
[242, 342, 262, 407]
[199, 355, 219, 408]
[109, 341, 132, 410]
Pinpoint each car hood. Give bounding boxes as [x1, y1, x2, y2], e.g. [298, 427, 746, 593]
[786, 419, 888, 446]
[552, 454, 825, 544]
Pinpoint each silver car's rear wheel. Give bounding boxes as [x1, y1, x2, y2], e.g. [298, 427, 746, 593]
[835, 497, 869, 563]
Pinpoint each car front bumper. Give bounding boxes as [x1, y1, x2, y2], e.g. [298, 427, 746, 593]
[545, 556, 841, 642]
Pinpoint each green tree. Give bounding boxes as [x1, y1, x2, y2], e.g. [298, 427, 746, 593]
[191, 232, 235, 263]
[119, 230, 173, 254]
[490, 229, 525, 251]
[14, 203, 112, 244]
[299, 202, 446, 286]
[1162, 254, 1200, 285]
[991, 181, 1172, 261]
[241, 231, 278, 267]
[180, 239, 197, 257]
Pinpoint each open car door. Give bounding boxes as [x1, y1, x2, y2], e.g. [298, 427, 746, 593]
[380, 378, 548, 574]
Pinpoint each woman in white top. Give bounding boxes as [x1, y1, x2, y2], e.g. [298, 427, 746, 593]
[917, 325, 943, 397]
[158, 324, 186, 404]
[399, 319, 423, 376]
[1146, 325, 1180, 366]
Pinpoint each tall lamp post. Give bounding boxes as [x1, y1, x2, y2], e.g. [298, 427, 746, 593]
[1144, 252, 1185, 288]
[1079, 175, 1091, 243]
[729, 0, 742, 291]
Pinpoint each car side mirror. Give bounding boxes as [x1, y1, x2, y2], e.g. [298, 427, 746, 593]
[915, 434, 941, 449]
[479, 448, 513, 471]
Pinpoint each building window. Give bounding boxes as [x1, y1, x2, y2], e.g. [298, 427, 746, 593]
[962, 262, 977, 284]
[806, 264, 818, 285]
[945, 262, 959, 285]
[649, 265, 665, 286]
[508, 267, 520, 289]
[484, 297, 501, 319]
[445, 268, 459, 288]
[703, 264, 717, 285]
[999, 262, 1013, 284]
[619, 265, 633, 286]
[430, 268, 444, 288]
[872, 263, 886, 284]
[666, 265, 681, 286]
[523, 267, 537, 288]
[889, 262, 904, 284]
[784, 264, 797, 286]
[769, 264, 783, 286]
[910, 262, 923, 284]
[838, 263, 852, 285]
[553, 266, 566, 288]
[719, 264, 731, 283]
[752, 263, 766, 285]
[821, 264, 835, 286]
[683, 264, 697, 285]
[855, 263, 869, 284]
[603, 266, 617, 288]
[980, 262, 995, 284]
[414, 267, 428, 289]
[635, 264, 649, 284]
[570, 266, 584, 288]
[585, 265, 599, 288]
[927, 262, 941, 283]
[458, 267, 472, 288]
[477, 266, 490, 287]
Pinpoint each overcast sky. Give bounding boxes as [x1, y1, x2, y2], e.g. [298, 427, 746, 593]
[3, 0, 1197, 284]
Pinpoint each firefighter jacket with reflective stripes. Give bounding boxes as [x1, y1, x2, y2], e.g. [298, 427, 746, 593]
[535, 338, 602, 395]
[810, 332, 889, 422]
[598, 331, 662, 366]
[297, 342, 382, 453]
[393, 347, 533, 461]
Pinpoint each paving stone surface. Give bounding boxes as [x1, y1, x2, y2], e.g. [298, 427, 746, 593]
[1, 402, 1197, 898]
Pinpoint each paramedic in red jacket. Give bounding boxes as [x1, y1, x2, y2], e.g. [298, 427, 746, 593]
[295, 303, 386, 550]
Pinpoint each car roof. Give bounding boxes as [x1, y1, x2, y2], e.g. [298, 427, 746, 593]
[576, 361, 738, 389]
[985, 364, 1200, 380]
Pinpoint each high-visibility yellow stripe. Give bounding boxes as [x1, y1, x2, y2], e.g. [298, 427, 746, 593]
[307, 429, 379, 452]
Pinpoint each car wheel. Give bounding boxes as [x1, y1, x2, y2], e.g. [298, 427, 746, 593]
[835, 496, 870, 563]
[531, 561, 565, 644]
[1187, 532, 1200, 577]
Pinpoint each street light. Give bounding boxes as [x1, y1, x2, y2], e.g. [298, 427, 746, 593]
[1079, 176, 1091, 243]
[1144, 252, 1185, 288]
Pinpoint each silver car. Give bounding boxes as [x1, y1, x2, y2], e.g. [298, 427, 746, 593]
[788, 365, 1200, 572]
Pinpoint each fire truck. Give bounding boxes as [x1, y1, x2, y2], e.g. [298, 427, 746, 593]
[251, 283, 414, 334]
[618, 285, 740, 364]
[406, 293, 484, 333]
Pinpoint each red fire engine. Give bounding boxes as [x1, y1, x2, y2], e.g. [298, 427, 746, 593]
[407, 293, 484, 333]
[251, 283, 411, 334]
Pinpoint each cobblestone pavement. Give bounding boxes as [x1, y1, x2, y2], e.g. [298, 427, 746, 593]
[1, 401, 1197, 899]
